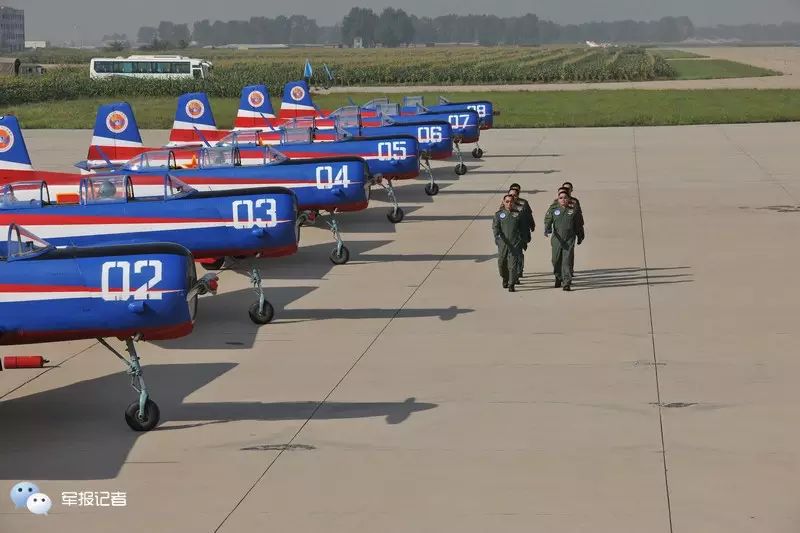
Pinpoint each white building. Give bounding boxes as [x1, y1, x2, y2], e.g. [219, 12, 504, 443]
[25, 40, 47, 49]
[0, 5, 24, 52]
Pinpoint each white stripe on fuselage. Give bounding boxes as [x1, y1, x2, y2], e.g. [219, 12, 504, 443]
[0, 290, 181, 303]
[0, 220, 294, 240]
[90, 136, 143, 148]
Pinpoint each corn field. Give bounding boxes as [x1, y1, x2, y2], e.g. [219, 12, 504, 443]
[1, 47, 676, 106]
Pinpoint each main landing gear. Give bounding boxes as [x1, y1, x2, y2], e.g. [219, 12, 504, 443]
[453, 137, 468, 175]
[200, 258, 275, 325]
[381, 180, 405, 223]
[99, 337, 160, 432]
[422, 156, 439, 196]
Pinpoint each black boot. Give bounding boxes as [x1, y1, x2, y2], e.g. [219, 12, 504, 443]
[508, 284, 515, 292]
[562, 283, 571, 291]
[554, 279, 562, 288]
[502, 279, 508, 289]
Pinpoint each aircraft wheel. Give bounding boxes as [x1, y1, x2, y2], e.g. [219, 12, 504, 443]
[202, 258, 225, 271]
[455, 163, 468, 175]
[329, 245, 350, 265]
[124, 399, 160, 432]
[249, 301, 275, 325]
[472, 148, 484, 159]
[387, 207, 405, 224]
[424, 183, 439, 196]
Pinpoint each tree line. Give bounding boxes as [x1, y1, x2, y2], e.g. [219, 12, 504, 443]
[130, 9, 800, 49]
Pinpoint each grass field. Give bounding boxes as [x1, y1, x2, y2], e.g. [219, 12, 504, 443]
[648, 49, 708, 59]
[6, 89, 800, 129]
[4, 46, 782, 107]
[3, 46, 678, 106]
[669, 59, 778, 79]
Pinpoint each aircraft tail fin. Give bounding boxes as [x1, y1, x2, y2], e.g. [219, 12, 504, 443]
[0, 115, 33, 171]
[87, 102, 145, 167]
[279, 80, 318, 120]
[234, 84, 277, 129]
[169, 92, 218, 145]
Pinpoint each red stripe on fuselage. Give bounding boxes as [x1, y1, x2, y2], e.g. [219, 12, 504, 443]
[0, 169, 81, 186]
[169, 129, 231, 143]
[0, 321, 194, 344]
[0, 213, 229, 225]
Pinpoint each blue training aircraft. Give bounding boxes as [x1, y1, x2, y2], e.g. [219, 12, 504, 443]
[0, 175, 298, 324]
[0, 223, 219, 431]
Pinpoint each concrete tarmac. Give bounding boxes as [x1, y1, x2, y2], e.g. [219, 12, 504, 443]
[1, 124, 798, 532]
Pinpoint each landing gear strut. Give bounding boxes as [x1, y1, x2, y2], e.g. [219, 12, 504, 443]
[99, 337, 160, 432]
[453, 138, 468, 175]
[325, 212, 350, 265]
[247, 266, 274, 324]
[422, 156, 439, 196]
[382, 180, 405, 223]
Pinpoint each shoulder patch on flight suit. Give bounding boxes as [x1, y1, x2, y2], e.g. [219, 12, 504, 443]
[499, 212, 506, 219]
[567, 210, 574, 215]
[554, 209, 561, 215]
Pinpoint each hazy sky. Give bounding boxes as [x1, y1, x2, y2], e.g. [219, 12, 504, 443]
[9, 0, 800, 42]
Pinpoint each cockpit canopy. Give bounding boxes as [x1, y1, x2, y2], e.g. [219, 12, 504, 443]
[281, 127, 313, 145]
[123, 147, 244, 171]
[403, 96, 425, 108]
[330, 105, 362, 129]
[80, 174, 132, 204]
[79, 174, 196, 204]
[373, 102, 400, 116]
[2, 223, 52, 261]
[362, 97, 390, 109]
[0, 181, 52, 209]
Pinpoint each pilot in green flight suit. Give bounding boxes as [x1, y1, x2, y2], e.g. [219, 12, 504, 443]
[544, 189, 584, 291]
[508, 184, 534, 278]
[549, 182, 583, 277]
[492, 194, 526, 292]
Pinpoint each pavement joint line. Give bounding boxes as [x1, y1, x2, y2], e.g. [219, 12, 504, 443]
[717, 125, 799, 204]
[0, 341, 99, 401]
[633, 127, 674, 533]
[212, 135, 547, 532]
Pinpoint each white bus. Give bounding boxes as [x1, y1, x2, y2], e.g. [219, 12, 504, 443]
[89, 55, 213, 80]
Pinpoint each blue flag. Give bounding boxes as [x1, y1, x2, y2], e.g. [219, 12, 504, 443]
[323, 63, 333, 81]
[303, 59, 313, 79]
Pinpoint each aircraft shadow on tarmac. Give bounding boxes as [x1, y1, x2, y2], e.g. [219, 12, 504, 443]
[476, 169, 560, 175]
[753, 205, 800, 213]
[226, 239, 498, 282]
[515, 266, 693, 292]
[439, 188, 549, 196]
[196, 287, 475, 326]
[161, 240, 483, 350]
[484, 154, 562, 158]
[0, 363, 437, 480]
